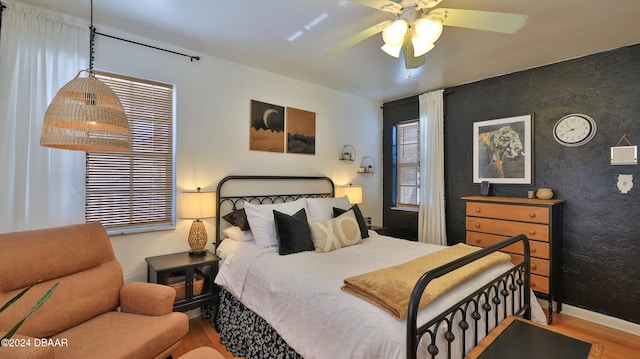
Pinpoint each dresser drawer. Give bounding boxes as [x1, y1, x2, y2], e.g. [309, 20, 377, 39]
[466, 232, 550, 259]
[466, 202, 549, 224]
[507, 253, 550, 277]
[530, 274, 549, 294]
[466, 217, 549, 241]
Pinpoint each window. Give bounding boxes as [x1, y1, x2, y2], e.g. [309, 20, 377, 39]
[85, 72, 175, 233]
[394, 120, 420, 207]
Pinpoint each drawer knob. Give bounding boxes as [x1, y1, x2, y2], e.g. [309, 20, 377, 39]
[474, 207, 481, 213]
[474, 223, 481, 228]
[529, 212, 536, 218]
[474, 238, 481, 243]
[531, 282, 536, 288]
[528, 229, 536, 235]
[531, 263, 537, 270]
[531, 247, 537, 253]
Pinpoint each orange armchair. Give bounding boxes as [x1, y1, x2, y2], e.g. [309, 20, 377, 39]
[0, 223, 188, 359]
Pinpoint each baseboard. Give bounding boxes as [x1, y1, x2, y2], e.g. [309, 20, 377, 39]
[538, 299, 640, 336]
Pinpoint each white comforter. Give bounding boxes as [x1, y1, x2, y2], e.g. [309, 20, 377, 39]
[215, 231, 545, 359]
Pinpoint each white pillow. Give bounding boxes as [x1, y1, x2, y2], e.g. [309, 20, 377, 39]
[306, 196, 351, 221]
[222, 226, 254, 242]
[243, 199, 308, 248]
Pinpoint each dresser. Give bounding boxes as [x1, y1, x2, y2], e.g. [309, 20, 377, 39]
[462, 196, 564, 323]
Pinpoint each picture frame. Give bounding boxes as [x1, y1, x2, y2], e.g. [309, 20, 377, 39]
[473, 114, 533, 184]
[249, 100, 285, 153]
[610, 146, 637, 165]
[285, 107, 316, 155]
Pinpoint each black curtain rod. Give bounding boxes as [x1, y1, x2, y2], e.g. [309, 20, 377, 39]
[92, 28, 200, 62]
[0, 2, 198, 62]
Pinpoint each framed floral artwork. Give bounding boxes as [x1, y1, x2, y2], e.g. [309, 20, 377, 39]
[473, 114, 533, 184]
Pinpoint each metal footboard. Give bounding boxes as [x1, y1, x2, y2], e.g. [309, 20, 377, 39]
[407, 234, 531, 359]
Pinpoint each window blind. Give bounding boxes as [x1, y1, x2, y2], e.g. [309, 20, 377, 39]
[86, 71, 175, 232]
[396, 120, 420, 206]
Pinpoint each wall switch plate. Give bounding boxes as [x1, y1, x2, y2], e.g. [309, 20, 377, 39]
[365, 217, 372, 225]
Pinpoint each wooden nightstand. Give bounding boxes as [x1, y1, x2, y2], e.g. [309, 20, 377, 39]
[145, 251, 220, 312]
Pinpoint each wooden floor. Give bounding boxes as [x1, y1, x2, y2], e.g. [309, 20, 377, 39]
[173, 313, 640, 359]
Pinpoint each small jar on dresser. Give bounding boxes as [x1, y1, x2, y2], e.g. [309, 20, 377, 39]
[462, 196, 564, 324]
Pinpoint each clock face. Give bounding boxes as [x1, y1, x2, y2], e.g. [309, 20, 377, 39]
[553, 114, 597, 147]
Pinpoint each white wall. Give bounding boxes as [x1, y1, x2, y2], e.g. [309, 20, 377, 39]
[92, 26, 383, 282]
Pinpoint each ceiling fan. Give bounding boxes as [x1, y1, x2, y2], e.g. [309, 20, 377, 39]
[323, 0, 528, 69]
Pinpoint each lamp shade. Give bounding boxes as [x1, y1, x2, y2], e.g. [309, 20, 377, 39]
[41, 70, 131, 152]
[382, 20, 408, 46]
[336, 185, 363, 205]
[413, 18, 443, 45]
[181, 190, 216, 219]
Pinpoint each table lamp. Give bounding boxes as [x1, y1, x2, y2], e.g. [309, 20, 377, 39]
[336, 184, 363, 205]
[181, 188, 216, 255]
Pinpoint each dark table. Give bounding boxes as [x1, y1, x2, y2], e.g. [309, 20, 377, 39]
[465, 316, 602, 359]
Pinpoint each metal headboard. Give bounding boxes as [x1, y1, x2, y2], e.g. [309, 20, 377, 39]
[215, 175, 335, 246]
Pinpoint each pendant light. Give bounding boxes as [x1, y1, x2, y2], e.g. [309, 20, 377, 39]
[40, 0, 131, 152]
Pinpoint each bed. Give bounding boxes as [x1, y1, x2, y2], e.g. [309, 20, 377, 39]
[210, 175, 545, 359]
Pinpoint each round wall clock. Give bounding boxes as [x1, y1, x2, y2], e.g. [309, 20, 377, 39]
[553, 113, 597, 147]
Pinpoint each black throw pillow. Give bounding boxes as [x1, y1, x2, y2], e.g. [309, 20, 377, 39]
[273, 208, 315, 255]
[333, 204, 369, 239]
[222, 208, 250, 231]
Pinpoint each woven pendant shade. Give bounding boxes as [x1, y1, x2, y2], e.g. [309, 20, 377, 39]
[41, 70, 131, 152]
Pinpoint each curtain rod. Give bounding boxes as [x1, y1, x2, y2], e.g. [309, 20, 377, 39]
[88, 0, 198, 63]
[0, 1, 198, 62]
[92, 28, 200, 62]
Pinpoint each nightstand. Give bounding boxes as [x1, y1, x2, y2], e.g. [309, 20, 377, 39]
[145, 251, 220, 312]
[367, 225, 387, 235]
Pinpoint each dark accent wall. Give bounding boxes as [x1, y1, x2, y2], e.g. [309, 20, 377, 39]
[384, 44, 640, 324]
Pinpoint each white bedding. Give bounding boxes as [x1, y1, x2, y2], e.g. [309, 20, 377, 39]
[215, 231, 545, 359]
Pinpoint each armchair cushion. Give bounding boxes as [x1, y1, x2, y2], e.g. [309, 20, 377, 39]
[120, 282, 176, 316]
[51, 311, 188, 359]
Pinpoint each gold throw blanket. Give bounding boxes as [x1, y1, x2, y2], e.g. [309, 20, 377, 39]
[342, 243, 510, 319]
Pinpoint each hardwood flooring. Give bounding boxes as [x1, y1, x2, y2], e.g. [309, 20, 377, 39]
[173, 313, 640, 359]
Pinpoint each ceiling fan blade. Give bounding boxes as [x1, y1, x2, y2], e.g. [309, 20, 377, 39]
[323, 20, 392, 55]
[415, 0, 444, 10]
[349, 0, 402, 14]
[429, 8, 528, 34]
[403, 40, 426, 69]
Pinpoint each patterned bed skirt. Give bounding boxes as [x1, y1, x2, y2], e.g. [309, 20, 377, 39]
[205, 288, 304, 359]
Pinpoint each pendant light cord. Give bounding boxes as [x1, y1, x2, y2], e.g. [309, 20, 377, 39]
[89, 0, 95, 70]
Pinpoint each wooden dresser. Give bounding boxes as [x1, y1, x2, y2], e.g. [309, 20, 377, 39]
[462, 196, 564, 323]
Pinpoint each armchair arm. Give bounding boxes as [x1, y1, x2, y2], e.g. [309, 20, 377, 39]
[120, 282, 176, 316]
[0, 332, 54, 359]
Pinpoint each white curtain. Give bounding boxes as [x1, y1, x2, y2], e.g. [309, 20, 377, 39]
[0, 0, 88, 232]
[417, 90, 447, 245]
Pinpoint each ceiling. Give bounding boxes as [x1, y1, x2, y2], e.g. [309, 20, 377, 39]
[15, 0, 640, 102]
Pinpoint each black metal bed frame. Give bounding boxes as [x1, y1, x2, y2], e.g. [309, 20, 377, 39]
[215, 175, 532, 359]
[215, 175, 334, 246]
[406, 234, 531, 359]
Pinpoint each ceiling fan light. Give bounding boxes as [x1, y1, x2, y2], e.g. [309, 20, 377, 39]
[382, 19, 408, 46]
[381, 43, 403, 58]
[414, 18, 443, 44]
[411, 36, 435, 57]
